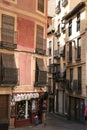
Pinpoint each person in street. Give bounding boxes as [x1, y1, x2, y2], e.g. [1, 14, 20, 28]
[85, 106, 87, 120]
[42, 100, 47, 127]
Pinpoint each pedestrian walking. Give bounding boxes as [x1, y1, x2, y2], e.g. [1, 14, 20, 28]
[42, 100, 47, 127]
[85, 106, 87, 120]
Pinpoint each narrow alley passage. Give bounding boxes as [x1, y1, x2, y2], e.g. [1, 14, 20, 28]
[9, 113, 87, 130]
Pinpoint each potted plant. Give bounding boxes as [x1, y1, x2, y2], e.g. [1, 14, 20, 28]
[0, 118, 9, 130]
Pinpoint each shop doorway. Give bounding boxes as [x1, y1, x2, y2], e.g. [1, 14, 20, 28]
[69, 96, 85, 121]
[0, 95, 9, 120]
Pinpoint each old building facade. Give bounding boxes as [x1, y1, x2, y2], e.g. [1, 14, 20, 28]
[64, 1, 87, 121]
[49, 0, 87, 121]
[47, 0, 56, 113]
[0, 0, 47, 128]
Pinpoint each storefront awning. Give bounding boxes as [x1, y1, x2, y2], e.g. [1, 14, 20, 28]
[14, 93, 39, 102]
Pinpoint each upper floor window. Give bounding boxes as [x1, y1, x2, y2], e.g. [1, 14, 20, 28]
[57, 24, 60, 34]
[55, 1, 61, 14]
[61, 19, 66, 32]
[2, 14, 15, 31]
[77, 37, 81, 60]
[68, 19, 72, 36]
[48, 41, 52, 56]
[36, 25, 46, 55]
[76, 13, 80, 32]
[38, 0, 44, 13]
[70, 68, 73, 82]
[78, 67, 82, 93]
[62, 0, 68, 7]
[1, 14, 17, 49]
[70, 68, 73, 90]
[55, 24, 61, 37]
[69, 42, 72, 62]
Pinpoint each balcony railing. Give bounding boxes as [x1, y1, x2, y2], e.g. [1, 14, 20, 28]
[0, 67, 19, 86]
[47, 24, 55, 34]
[36, 38, 46, 55]
[66, 80, 82, 94]
[0, 28, 17, 49]
[54, 71, 66, 82]
[54, 50, 60, 59]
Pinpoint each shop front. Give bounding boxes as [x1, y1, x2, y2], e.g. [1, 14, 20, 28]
[68, 96, 85, 121]
[10, 92, 42, 127]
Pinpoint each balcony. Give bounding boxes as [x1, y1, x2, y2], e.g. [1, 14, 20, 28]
[47, 24, 55, 34]
[0, 67, 19, 86]
[54, 71, 66, 82]
[62, 0, 68, 7]
[54, 50, 60, 59]
[66, 80, 82, 94]
[67, 51, 72, 63]
[54, 31, 61, 37]
[47, 64, 54, 74]
[0, 28, 17, 49]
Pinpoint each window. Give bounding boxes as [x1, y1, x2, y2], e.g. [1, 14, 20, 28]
[68, 19, 72, 36]
[38, 0, 44, 13]
[62, 0, 68, 7]
[61, 19, 66, 32]
[48, 41, 52, 56]
[69, 42, 72, 63]
[70, 68, 73, 90]
[57, 42, 60, 54]
[1, 14, 17, 46]
[55, 1, 61, 14]
[77, 37, 81, 60]
[78, 67, 82, 93]
[77, 13, 80, 32]
[57, 24, 60, 34]
[36, 25, 46, 55]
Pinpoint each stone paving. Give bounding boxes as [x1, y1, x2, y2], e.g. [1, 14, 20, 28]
[9, 114, 87, 130]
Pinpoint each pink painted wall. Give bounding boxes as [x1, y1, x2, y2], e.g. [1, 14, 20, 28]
[19, 53, 31, 85]
[17, 17, 34, 51]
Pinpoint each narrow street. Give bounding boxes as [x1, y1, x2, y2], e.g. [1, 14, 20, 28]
[9, 113, 87, 130]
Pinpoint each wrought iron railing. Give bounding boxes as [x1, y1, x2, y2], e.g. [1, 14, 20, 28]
[54, 50, 60, 59]
[66, 80, 82, 94]
[0, 67, 19, 85]
[36, 37, 46, 55]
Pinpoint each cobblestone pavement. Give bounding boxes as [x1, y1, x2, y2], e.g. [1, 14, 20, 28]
[9, 114, 87, 130]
